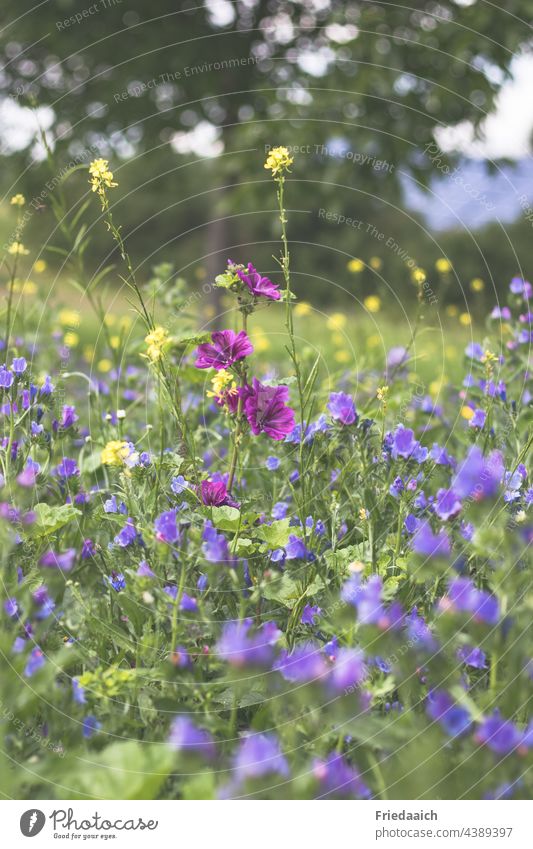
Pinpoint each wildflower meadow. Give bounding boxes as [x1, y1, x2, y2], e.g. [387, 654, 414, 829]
[0, 143, 531, 805]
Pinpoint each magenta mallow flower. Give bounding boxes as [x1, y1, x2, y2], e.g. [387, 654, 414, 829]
[327, 392, 358, 425]
[313, 753, 371, 799]
[199, 478, 239, 509]
[216, 618, 280, 667]
[237, 263, 280, 300]
[439, 577, 499, 625]
[244, 378, 295, 441]
[168, 717, 215, 759]
[195, 329, 253, 370]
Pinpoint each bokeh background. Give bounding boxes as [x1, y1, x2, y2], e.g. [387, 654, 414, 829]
[0, 0, 532, 342]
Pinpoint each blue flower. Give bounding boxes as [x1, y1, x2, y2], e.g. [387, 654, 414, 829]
[265, 456, 280, 471]
[82, 715, 101, 739]
[154, 509, 180, 545]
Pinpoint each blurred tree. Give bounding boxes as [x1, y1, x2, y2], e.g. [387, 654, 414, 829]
[0, 0, 531, 302]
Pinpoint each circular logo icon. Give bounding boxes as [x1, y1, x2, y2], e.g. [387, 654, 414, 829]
[20, 810, 46, 837]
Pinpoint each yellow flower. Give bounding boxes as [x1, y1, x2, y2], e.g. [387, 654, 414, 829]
[470, 277, 484, 292]
[411, 267, 426, 284]
[334, 350, 350, 364]
[144, 326, 168, 362]
[97, 358, 112, 372]
[347, 258, 364, 273]
[10, 194, 25, 207]
[459, 312, 471, 326]
[64, 331, 79, 347]
[294, 301, 312, 317]
[369, 256, 382, 270]
[446, 304, 458, 317]
[366, 334, 380, 349]
[110, 335, 120, 349]
[104, 314, 117, 327]
[13, 279, 37, 295]
[252, 330, 270, 353]
[364, 295, 381, 313]
[8, 241, 29, 256]
[359, 507, 368, 522]
[101, 440, 130, 466]
[435, 258, 452, 273]
[331, 331, 344, 347]
[89, 158, 117, 203]
[264, 146, 293, 176]
[376, 385, 389, 402]
[430, 378, 446, 397]
[33, 259, 47, 273]
[460, 405, 474, 421]
[327, 312, 347, 331]
[59, 309, 80, 327]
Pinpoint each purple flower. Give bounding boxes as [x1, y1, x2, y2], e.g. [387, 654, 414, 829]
[137, 560, 155, 578]
[237, 263, 281, 300]
[60, 405, 79, 429]
[510, 277, 531, 298]
[72, 678, 86, 704]
[154, 509, 180, 545]
[40, 548, 76, 572]
[313, 753, 371, 799]
[0, 366, 14, 389]
[327, 392, 358, 425]
[217, 619, 280, 667]
[12, 357, 27, 374]
[285, 534, 308, 560]
[233, 732, 289, 780]
[55, 457, 80, 479]
[469, 408, 486, 429]
[405, 608, 437, 651]
[301, 604, 321, 626]
[81, 539, 94, 559]
[24, 646, 45, 677]
[199, 479, 238, 509]
[391, 425, 418, 460]
[244, 378, 295, 441]
[168, 717, 215, 759]
[170, 475, 189, 494]
[440, 578, 499, 625]
[389, 476, 404, 498]
[329, 648, 367, 691]
[434, 488, 462, 521]
[202, 521, 233, 564]
[107, 572, 126, 591]
[272, 501, 289, 519]
[274, 642, 328, 683]
[452, 446, 503, 501]
[265, 456, 280, 471]
[386, 346, 408, 370]
[4, 597, 18, 617]
[475, 712, 523, 755]
[457, 645, 487, 669]
[82, 715, 101, 739]
[114, 518, 138, 547]
[195, 329, 253, 370]
[427, 690, 471, 737]
[412, 521, 451, 558]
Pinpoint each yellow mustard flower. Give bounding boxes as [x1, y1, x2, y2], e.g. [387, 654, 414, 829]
[8, 241, 29, 256]
[10, 194, 25, 207]
[264, 146, 293, 176]
[411, 267, 426, 284]
[376, 385, 389, 402]
[294, 301, 312, 317]
[435, 258, 452, 273]
[460, 406, 474, 421]
[144, 326, 168, 362]
[459, 312, 471, 326]
[97, 358, 112, 372]
[101, 440, 130, 466]
[13, 279, 37, 295]
[89, 158, 117, 203]
[446, 304, 458, 317]
[326, 312, 347, 331]
[470, 277, 484, 292]
[33, 259, 47, 273]
[347, 258, 364, 273]
[364, 295, 381, 313]
[369, 256, 382, 270]
[64, 331, 79, 347]
[59, 309, 80, 327]
[366, 334, 380, 349]
[334, 350, 350, 364]
[110, 335, 120, 350]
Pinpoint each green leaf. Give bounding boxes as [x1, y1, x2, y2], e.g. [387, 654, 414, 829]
[32, 503, 81, 535]
[211, 505, 241, 531]
[256, 519, 291, 548]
